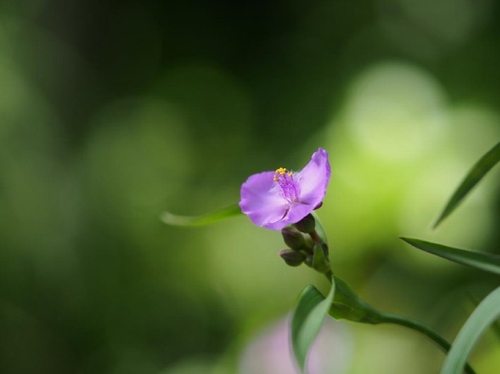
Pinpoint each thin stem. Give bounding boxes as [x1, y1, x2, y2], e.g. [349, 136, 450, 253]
[380, 313, 476, 374]
[324, 272, 476, 374]
[382, 313, 449, 349]
[309, 229, 322, 244]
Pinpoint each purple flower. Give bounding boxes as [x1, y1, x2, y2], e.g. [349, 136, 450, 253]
[239, 148, 331, 230]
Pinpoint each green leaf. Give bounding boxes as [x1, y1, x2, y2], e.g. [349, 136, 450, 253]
[329, 275, 385, 324]
[160, 204, 242, 227]
[291, 278, 336, 372]
[440, 285, 500, 374]
[467, 292, 500, 344]
[311, 211, 328, 245]
[434, 141, 500, 228]
[401, 237, 500, 275]
[329, 275, 476, 374]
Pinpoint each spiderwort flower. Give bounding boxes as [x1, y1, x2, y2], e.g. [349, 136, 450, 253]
[239, 148, 331, 230]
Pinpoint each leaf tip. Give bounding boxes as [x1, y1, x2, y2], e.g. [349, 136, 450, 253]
[399, 237, 421, 248]
[432, 215, 444, 230]
[160, 211, 179, 225]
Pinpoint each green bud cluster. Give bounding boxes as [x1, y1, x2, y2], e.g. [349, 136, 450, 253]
[278, 214, 330, 273]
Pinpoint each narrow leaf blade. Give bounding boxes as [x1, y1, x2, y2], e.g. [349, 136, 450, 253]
[291, 278, 336, 372]
[160, 204, 242, 227]
[434, 141, 500, 228]
[468, 293, 500, 344]
[401, 237, 500, 275]
[441, 285, 500, 374]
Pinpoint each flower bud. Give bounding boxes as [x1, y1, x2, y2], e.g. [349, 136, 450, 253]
[294, 214, 316, 234]
[281, 227, 308, 250]
[279, 249, 306, 267]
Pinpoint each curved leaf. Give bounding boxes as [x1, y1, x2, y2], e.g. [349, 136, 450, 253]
[434, 141, 500, 228]
[329, 275, 385, 324]
[291, 277, 336, 372]
[440, 285, 500, 374]
[467, 292, 500, 343]
[329, 274, 476, 374]
[401, 237, 500, 275]
[160, 204, 242, 227]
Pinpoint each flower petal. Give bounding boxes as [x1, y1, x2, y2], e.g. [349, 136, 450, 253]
[239, 171, 288, 229]
[296, 148, 331, 206]
[239, 148, 331, 230]
[284, 202, 316, 226]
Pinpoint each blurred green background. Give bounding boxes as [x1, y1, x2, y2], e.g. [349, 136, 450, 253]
[2, 1, 500, 373]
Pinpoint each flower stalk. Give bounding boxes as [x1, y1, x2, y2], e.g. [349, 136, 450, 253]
[324, 273, 476, 374]
[299, 215, 475, 374]
[238, 147, 476, 374]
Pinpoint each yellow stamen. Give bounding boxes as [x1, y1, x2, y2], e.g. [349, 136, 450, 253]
[275, 167, 287, 175]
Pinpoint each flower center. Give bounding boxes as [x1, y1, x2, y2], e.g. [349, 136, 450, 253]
[273, 167, 300, 203]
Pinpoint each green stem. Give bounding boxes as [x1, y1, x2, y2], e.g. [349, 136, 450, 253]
[324, 272, 476, 374]
[381, 313, 451, 351]
[309, 229, 322, 244]
[380, 313, 476, 374]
